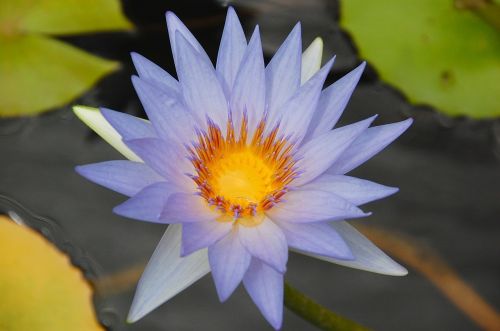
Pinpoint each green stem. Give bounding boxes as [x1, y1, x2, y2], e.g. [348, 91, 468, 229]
[284, 282, 372, 331]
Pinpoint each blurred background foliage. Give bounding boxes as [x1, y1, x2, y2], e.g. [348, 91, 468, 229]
[342, 0, 500, 118]
[0, 215, 103, 331]
[0, 0, 131, 117]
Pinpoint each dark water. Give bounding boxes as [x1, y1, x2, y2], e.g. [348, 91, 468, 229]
[1, 0, 499, 330]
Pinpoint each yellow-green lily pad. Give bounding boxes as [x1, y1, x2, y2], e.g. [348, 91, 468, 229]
[0, 35, 119, 116]
[0, 0, 132, 117]
[0, 215, 104, 331]
[0, 0, 132, 35]
[341, 0, 500, 118]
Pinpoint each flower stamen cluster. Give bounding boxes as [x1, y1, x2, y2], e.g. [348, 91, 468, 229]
[188, 113, 298, 224]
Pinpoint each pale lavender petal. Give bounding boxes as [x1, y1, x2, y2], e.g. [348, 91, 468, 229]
[304, 221, 408, 276]
[329, 118, 413, 175]
[131, 52, 180, 94]
[166, 11, 211, 68]
[304, 62, 366, 142]
[76, 161, 163, 197]
[181, 221, 232, 256]
[216, 6, 247, 95]
[128, 224, 210, 322]
[274, 57, 334, 144]
[124, 137, 193, 190]
[266, 23, 302, 122]
[300, 174, 398, 206]
[273, 219, 353, 260]
[293, 116, 376, 186]
[230, 26, 265, 135]
[175, 32, 229, 128]
[301, 37, 323, 84]
[73, 106, 141, 162]
[243, 259, 284, 330]
[238, 218, 288, 273]
[209, 230, 251, 301]
[131, 76, 194, 143]
[100, 107, 156, 141]
[113, 182, 177, 223]
[160, 193, 220, 223]
[266, 189, 368, 223]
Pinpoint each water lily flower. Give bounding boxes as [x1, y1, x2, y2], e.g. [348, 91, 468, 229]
[74, 7, 412, 330]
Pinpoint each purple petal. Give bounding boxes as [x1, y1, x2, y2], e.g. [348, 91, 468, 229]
[272, 219, 353, 260]
[127, 224, 210, 322]
[243, 259, 284, 330]
[293, 116, 376, 186]
[166, 11, 211, 68]
[266, 23, 302, 122]
[124, 137, 193, 190]
[304, 62, 366, 142]
[76, 160, 162, 197]
[238, 218, 288, 273]
[181, 221, 232, 256]
[100, 107, 156, 141]
[175, 32, 229, 128]
[209, 230, 251, 301]
[304, 221, 408, 276]
[113, 182, 177, 223]
[266, 189, 368, 223]
[216, 7, 247, 95]
[131, 52, 180, 94]
[230, 26, 265, 136]
[131, 76, 194, 144]
[274, 57, 334, 144]
[300, 174, 398, 206]
[328, 118, 413, 174]
[160, 193, 220, 223]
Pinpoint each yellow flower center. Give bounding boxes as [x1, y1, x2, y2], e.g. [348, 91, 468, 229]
[210, 150, 275, 206]
[188, 115, 297, 226]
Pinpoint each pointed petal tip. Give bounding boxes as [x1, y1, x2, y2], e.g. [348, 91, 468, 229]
[73, 104, 98, 119]
[126, 302, 150, 324]
[165, 10, 176, 20]
[125, 314, 139, 324]
[74, 164, 93, 179]
[227, 5, 236, 14]
[321, 56, 335, 72]
[379, 260, 408, 276]
[395, 266, 409, 276]
[216, 287, 232, 303]
[265, 308, 283, 330]
[130, 52, 146, 69]
[351, 61, 366, 76]
[112, 204, 126, 217]
[403, 117, 414, 127]
[387, 186, 400, 196]
[312, 36, 323, 47]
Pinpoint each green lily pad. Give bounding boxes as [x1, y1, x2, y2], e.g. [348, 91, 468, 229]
[0, 0, 132, 117]
[0, 35, 119, 116]
[0, 0, 132, 35]
[341, 0, 500, 118]
[0, 215, 104, 331]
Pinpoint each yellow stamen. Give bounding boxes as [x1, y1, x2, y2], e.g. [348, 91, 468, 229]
[188, 114, 297, 227]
